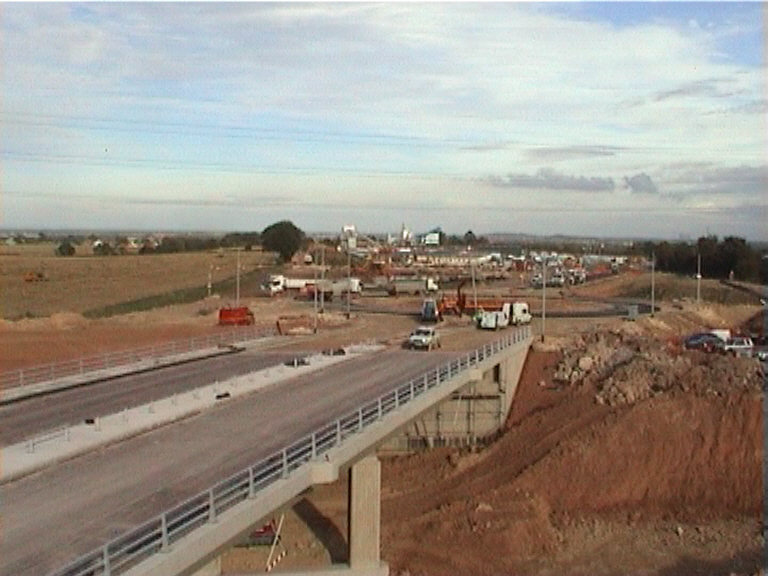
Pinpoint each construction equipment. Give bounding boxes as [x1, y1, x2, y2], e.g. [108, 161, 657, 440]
[420, 298, 442, 322]
[218, 307, 255, 326]
[477, 302, 532, 330]
[24, 271, 48, 282]
[386, 277, 438, 296]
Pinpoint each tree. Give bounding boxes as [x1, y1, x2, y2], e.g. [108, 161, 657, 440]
[56, 241, 76, 257]
[261, 220, 305, 262]
[464, 230, 477, 247]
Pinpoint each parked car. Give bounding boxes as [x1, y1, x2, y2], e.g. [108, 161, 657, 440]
[722, 336, 754, 358]
[683, 332, 725, 353]
[407, 326, 441, 351]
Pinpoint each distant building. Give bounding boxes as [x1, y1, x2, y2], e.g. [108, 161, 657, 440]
[420, 227, 442, 247]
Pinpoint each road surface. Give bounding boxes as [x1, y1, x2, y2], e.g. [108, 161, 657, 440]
[0, 350, 312, 446]
[0, 348, 457, 576]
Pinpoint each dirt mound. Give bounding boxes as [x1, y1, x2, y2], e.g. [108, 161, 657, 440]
[515, 393, 762, 519]
[550, 331, 763, 406]
[379, 346, 762, 575]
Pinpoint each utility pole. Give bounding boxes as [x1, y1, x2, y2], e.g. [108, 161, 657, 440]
[696, 252, 701, 307]
[313, 248, 318, 333]
[651, 252, 655, 318]
[471, 259, 478, 315]
[236, 248, 241, 308]
[541, 258, 547, 342]
[346, 239, 352, 319]
[320, 245, 325, 313]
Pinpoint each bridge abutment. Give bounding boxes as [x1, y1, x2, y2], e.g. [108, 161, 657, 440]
[380, 338, 529, 451]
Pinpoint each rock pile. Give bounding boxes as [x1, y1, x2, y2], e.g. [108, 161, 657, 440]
[551, 331, 763, 406]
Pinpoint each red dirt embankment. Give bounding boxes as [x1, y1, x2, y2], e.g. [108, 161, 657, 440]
[379, 343, 763, 575]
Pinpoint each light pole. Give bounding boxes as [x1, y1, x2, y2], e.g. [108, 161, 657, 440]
[696, 252, 701, 307]
[235, 248, 241, 308]
[320, 245, 326, 313]
[471, 259, 478, 315]
[541, 258, 547, 342]
[313, 248, 318, 333]
[346, 238, 352, 319]
[651, 252, 655, 318]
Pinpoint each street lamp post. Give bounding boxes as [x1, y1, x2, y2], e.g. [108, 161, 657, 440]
[696, 252, 701, 307]
[541, 258, 547, 342]
[320, 245, 325, 313]
[346, 239, 352, 319]
[236, 248, 241, 308]
[651, 252, 655, 318]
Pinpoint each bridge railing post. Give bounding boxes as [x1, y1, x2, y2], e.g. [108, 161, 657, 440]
[282, 449, 288, 478]
[358, 408, 363, 431]
[248, 467, 255, 499]
[311, 433, 317, 459]
[103, 546, 111, 576]
[161, 514, 169, 552]
[336, 420, 342, 445]
[208, 489, 217, 523]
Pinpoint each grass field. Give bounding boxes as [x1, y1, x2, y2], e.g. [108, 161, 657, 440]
[0, 243, 277, 320]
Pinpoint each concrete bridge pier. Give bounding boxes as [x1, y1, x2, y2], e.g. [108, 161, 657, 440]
[348, 455, 387, 574]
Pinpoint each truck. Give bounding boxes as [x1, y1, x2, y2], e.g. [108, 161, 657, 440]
[306, 277, 362, 300]
[387, 277, 439, 296]
[420, 298, 442, 323]
[406, 326, 441, 351]
[267, 274, 316, 296]
[477, 302, 531, 330]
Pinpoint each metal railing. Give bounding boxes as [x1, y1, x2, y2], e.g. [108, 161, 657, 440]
[49, 326, 530, 576]
[0, 326, 276, 391]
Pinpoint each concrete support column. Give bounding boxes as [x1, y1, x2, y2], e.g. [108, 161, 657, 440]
[191, 556, 221, 576]
[348, 454, 381, 570]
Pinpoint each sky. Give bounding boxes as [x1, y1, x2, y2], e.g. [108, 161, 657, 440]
[2, 2, 766, 240]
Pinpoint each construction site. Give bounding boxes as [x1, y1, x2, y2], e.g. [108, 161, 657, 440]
[1, 234, 765, 576]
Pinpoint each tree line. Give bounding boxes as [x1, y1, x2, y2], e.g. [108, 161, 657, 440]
[631, 236, 766, 283]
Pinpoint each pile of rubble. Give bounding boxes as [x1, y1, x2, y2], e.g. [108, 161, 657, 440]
[552, 331, 763, 406]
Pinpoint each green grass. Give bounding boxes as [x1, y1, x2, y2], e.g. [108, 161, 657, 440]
[83, 269, 266, 319]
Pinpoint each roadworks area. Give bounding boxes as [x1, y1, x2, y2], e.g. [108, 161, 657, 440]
[223, 304, 764, 576]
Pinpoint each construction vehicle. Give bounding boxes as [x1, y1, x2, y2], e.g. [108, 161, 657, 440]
[386, 277, 439, 296]
[306, 278, 362, 301]
[218, 307, 255, 326]
[268, 275, 314, 296]
[24, 271, 48, 282]
[406, 326, 441, 351]
[477, 302, 531, 330]
[420, 298, 442, 322]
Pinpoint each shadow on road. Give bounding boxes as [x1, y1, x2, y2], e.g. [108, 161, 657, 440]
[293, 497, 348, 564]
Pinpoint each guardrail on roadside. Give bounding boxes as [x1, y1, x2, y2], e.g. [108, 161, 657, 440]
[48, 326, 531, 576]
[0, 326, 277, 391]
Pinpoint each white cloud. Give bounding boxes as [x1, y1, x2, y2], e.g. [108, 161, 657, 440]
[1, 3, 765, 239]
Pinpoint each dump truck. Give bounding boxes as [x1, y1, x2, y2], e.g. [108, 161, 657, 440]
[218, 307, 255, 326]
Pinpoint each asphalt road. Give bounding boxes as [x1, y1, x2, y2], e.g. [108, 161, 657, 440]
[0, 347, 457, 576]
[0, 349, 314, 446]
